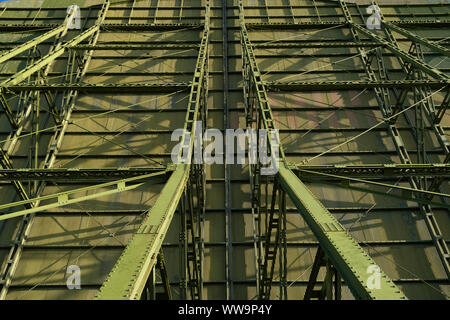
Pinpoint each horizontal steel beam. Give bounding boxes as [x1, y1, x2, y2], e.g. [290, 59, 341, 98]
[0, 166, 169, 181]
[0, 24, 58, 31]
[383, 21, 450, 57]
[16, 80, 443, 93]
[71, 44, 200, 50]
[96, 164, 190, 299]
[267, 80, 449, 91]
[254, 41, 380, 49]
[0, 23, 203, 32]
[277, 164, 407, 300]
[291, 163, 450, 178]
[0, 20, 448, 32]
[100, 23, 202, 31]
[247, 21, 344, 29]
[246, 20, 450, 30]
[0, 25, 100, 89]
[6, 82, 191, 93]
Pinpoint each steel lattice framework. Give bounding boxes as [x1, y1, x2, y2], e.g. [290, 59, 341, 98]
[0, 0, 448, 300]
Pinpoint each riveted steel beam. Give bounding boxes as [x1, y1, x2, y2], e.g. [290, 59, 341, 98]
[0, 24, 58, 31]
[100, 23, 202, 31]
[95, 1, 211, 300]
[6, 82, 191, 93]
[267, 79, 448, 91]
[247, 21, 344, 30]
[0, 167, 168, 181]
[246, 20, 450, 30]
[96, 164, 190, 300]
[254, 41, 380, 49]
[291, 163, 450, 178]
[239, 0, 406, 300]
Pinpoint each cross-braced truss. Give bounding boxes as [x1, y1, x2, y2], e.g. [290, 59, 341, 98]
[0, 0, 448, 300]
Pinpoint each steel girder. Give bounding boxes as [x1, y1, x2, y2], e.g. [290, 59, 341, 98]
[141, 251, 172, 300]
[0, 167, 168, 181]
[292, 164, 450, 178]
[71, 44, 200, 50]
[100, 23, 202, 31]
[95, 1, 211, 300]
[6, 82, 191, 93]
[338, 0, 450, 281]
[296, 169, 450, 202]
[0, 163, 448, 181]
[11, 79, 448, 94]
[253, 41, 380, 48]
[0, 23, 202, 32]
[350, 23, 450, 123]
[246, 20, 450, 30]
[267, 79, 448, 91]
[239, 1, 406, 301]
[0, 91, 18, 129]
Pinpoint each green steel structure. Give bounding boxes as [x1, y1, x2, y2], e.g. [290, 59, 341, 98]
[0, 0, 448, 300]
